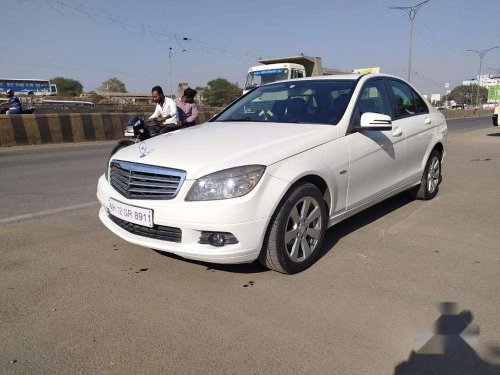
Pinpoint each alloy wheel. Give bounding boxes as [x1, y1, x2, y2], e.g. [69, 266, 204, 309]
[284, 196, 322, 262]
[427, 156, 440, 194]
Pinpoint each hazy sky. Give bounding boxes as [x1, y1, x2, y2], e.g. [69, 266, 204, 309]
[3, 0, 499, 95]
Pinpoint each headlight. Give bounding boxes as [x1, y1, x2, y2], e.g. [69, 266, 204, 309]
[186, 165, 266, 201]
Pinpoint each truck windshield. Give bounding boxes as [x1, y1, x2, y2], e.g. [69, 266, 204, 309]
[216, 80, 356, 125]
[245, 69, 289, 89]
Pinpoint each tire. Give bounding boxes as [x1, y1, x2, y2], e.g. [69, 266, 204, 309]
[258, 183, 327, 274]
[410, 150, 442, 200]
[110, 139, 134, 157]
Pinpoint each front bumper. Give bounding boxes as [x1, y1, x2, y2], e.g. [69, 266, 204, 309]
[96, 173, 288, 264]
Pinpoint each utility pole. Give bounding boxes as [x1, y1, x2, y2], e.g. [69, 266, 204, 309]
[466, 47, 498, 106]
[390, 0, 430, 83]
[169, 47, 187, 98]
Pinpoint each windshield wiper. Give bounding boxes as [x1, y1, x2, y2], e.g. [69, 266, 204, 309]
[219, 118, 252, 122]
[219, 118, 266, 122]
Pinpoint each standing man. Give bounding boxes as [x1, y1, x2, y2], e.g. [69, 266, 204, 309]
[175, 87, 199, 127]
[149, 86, 178, 127]
[1, 89, 22, 114]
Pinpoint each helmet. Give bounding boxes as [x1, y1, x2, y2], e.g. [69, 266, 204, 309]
[6, 89, 14, 96]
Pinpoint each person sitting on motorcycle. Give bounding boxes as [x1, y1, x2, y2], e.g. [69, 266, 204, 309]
[149, 86, 178, 127]
[175, 87, 199, 126]
[1, 89, 22, 114]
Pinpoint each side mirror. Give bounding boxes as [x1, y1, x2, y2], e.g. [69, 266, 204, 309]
[357, 112, 392, 131]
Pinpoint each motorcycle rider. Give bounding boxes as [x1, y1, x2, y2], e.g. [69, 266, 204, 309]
[1, 89, 22, 114]
[175, 87, 199, 126]
[149, 86, 178, 130]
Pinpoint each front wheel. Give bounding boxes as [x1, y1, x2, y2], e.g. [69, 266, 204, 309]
[410, 150, 442, 200]
[258, 183, 327, 274]
[110, 139, 135, 157]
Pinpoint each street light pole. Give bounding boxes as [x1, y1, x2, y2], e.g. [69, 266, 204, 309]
[466, 46, 498, 107]
[169, 47, 187, 98]
[390, 0, 430, 83]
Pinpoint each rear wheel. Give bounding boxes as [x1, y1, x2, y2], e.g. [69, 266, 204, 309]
[259, 183, 327, 274]
[410, 149, 442, 200]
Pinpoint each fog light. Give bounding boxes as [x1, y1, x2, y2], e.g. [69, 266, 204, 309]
[209, 233, 226, 247]
[199, 232, 239, 247]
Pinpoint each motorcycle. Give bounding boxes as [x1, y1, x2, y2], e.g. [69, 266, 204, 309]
[0, 108, 35, 114]
[109, 115, 181, 156]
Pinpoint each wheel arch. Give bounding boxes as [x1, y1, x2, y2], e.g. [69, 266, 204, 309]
[421, 141, 444, 171]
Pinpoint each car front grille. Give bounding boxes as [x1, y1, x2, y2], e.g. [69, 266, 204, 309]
[110, 160, 186, 200]
[109, 214, 182, 243]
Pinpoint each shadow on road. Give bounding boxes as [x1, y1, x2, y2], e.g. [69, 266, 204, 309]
[314, 192, 415, 266]
[486, 132, 500, 137]
[394, 303, 500, 374]
[152, 250, 269, 274]
[154, 192, 415, 274]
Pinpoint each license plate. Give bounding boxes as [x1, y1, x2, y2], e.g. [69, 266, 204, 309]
[108, 198, 154, 228]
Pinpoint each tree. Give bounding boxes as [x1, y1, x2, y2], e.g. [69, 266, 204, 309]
[50, 77, 84, 96]
[201, 78, 241, 107]
[448, 84, 488, 105]
[99, 77, 127, 93]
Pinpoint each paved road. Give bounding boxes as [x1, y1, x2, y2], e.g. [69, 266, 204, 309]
[1, 117, 499, 374]
[0, 116, 493, 221]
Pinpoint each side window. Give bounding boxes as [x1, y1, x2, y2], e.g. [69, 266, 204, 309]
[411, 89, 429, 114]
[352, 80, 392, 127]
[388, 80, 417, 118]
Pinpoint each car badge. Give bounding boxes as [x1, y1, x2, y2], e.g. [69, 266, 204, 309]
[139, 142, 153, 158]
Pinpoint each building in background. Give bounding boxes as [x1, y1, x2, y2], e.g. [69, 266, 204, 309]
[463, 74, 499, 88]
[430, 94, 442, 104]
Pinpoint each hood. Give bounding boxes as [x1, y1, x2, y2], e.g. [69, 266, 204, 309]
[113, 121, 337, 179]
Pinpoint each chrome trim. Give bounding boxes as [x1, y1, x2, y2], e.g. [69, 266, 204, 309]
[110, 160, 186, 200]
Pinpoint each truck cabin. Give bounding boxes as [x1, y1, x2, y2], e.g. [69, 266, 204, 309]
[244, 63, 306, 94]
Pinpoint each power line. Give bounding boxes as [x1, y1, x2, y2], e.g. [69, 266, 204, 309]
[45, 0, 261, 62]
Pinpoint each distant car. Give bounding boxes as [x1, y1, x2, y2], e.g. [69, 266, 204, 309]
[97, 74, 447, 274]
[493, 104, 499, 126]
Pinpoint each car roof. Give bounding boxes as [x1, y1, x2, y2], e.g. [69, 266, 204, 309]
[289, 73, 404, 81]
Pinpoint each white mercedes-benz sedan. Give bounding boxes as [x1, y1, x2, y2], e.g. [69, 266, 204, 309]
[97, 74, 447, 274]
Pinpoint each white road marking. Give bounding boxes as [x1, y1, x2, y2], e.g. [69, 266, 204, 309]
[0, 201, 100, 224]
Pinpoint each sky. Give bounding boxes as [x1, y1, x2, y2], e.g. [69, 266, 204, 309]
[2, 0, 500, 96]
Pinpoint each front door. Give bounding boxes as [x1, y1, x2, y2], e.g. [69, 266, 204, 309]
[345, 78, 407, 209]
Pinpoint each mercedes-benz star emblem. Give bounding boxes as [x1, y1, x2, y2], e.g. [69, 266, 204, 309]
[139, 142, 147, 158]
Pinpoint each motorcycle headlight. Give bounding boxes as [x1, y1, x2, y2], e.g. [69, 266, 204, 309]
[186, 165, 266, 201]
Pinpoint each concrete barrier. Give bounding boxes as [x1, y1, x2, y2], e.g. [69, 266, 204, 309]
[442, 109, 493, 119]
[0, 111, 218, 147]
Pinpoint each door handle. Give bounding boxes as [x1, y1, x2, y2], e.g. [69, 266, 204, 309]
[392, 127, 403, 137]
[424, 117, 432, 125]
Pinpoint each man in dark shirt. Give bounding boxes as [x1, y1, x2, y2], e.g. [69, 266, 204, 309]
[1, 90, 22, 114]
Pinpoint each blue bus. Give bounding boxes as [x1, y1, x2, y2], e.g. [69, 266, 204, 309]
[0, 78, 57, 95]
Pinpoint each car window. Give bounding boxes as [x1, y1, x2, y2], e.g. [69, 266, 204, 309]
[388, 80, 417, 118]
[215, 80, 356, 125]
[411, 88, 429, 114]
[351, 80, 392, 127]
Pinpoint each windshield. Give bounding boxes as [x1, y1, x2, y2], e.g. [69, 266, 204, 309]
[216, 80, 356, 125]
[245, 68, 289, 89]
